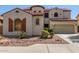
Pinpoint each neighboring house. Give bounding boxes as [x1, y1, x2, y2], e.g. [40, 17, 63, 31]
[1, 5, 79, 36]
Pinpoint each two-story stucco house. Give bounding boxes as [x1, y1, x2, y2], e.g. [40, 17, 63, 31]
[1, 5, 79, 36]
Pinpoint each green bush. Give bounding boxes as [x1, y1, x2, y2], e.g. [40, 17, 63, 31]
[44, 28, 49, 31]
[41, 30, 50, 39]
[48, 29, 54, 38]
[16, 31, 27, 39]
[41, 28, 54, 39]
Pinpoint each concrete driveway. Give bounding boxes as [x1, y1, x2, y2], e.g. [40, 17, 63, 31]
[0, 44, 79, 53]
[56, 34, 79, 44]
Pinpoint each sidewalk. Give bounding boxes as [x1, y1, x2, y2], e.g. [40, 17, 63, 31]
[0, 44, 79, 53]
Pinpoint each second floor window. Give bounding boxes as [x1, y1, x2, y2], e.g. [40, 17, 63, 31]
[54, 12, 58, 17]
[39, 10, 41, 12]
[15, 10, 19, 13]
[34, 11, 36, 13]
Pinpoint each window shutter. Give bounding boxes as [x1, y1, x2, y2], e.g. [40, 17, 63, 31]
[22, 18, 26, 32]
[8, 18, 13, 32]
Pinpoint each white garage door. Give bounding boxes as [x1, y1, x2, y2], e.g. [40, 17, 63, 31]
[53, 24, 75, 34]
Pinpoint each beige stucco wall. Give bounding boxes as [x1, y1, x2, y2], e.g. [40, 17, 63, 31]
[49, 9, 64, 18]
[63, 11, 71, 19]
[31, 7, 44, 35]
[3, 8, 32, 36]
[31, 7, 44, 14]
[32, 16, 44, 35]
[49, 9, 71, 19]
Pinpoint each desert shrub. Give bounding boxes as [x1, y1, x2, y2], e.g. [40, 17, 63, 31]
[41, 30, 50, 39]
[44, 28, 49, 31]
[41, 28, 55, 39]
[48, 29, 54, 38]
[16, 31, 27, 39]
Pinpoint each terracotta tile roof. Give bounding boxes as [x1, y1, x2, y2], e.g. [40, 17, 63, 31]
[53, 7, 63, 10]
[62, 8, 71, 11]
[1, 8, 31, 16]
[32, 13, 43, 16]
[63, 9, 71, 12]
[44, 9, 51, 12]
[1, 5, 71, 16]
[51, 7, 71, 11]
[23, 9, 31, 11]
[23, 7, 71, 13]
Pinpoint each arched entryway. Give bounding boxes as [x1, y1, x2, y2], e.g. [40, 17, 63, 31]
[14, 18, 26, 32]
[15, 18, 22, 31]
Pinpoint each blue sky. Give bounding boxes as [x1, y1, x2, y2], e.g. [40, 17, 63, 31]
[0, 5, 79, 19]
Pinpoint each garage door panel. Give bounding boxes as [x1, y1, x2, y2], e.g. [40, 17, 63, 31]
[53, 24, 75, 34]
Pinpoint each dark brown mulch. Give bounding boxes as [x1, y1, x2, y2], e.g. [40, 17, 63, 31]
[0, 35, 69, 46]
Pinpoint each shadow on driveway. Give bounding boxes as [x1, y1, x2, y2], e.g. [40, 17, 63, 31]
[68, 35, 79, 39]
[68, 35, 79, 42]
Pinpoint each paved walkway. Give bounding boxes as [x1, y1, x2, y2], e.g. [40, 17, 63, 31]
[0, 44, 79, 53]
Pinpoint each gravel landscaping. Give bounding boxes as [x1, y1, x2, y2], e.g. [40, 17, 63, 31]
[0, 35, 69, 46]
